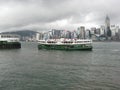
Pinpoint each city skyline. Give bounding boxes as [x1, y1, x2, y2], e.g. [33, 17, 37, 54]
[0, 0, 120, 32]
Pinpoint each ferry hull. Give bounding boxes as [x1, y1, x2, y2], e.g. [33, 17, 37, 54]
[0, 41, 21, 49]
[38, 44, 92, 51]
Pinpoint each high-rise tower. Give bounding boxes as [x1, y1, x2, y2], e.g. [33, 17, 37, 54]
[105, 15, 111, 39]
[105, 15, 110, 28]
[79, 26, 86, 39]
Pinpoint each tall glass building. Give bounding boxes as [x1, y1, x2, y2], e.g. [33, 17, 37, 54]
[105, 15, 112, 39]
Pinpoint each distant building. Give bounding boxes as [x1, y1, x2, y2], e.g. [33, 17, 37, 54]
[116, 26, 119, 33]
[118, 29, 120, 40]
[96, 28, 101, 35]
[51, 29, 63, 39]
[52, 29, 68, 39]
[66, 31, 72, 39]
[36, 33, 40, 41]
[77, 27, 80, 39]
[111, 25, 116, 37]
[86, 29, 91, 39]
[36, 32, 44, 41]
[105, 15, 112, 39]
[91, 27, 96, 34]
[79, 26, 86, 39]
[100, 25, 105, 35]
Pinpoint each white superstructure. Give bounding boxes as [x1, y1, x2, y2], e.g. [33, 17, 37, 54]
[0, 34, 20, 42]
[38, 38, 92, 45]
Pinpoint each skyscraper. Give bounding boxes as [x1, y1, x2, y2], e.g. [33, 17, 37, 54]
[105, 15, 111, 39]
[79, 26, 86, 39]
[105, 15, 110, 28]
[100, 25, 105, 35]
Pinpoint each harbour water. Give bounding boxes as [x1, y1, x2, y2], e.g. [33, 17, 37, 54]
[0, 42, 120, 90]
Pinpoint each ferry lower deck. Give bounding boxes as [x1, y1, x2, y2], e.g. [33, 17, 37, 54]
[38, 43, 92, 50]
[0, 41, 21, 49]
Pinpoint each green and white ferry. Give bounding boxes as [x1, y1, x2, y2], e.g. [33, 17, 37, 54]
[38, 38, 92, 50]
[0, 34, 21, 49]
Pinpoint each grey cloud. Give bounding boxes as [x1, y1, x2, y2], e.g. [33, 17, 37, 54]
[0, 0, 120, 32]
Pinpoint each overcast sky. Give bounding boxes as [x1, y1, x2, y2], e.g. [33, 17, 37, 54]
[0, 0, 120, 32]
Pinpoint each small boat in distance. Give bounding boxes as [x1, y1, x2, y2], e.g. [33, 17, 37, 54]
[38, 38, 92, 50]
[0, 34, 21, 49]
